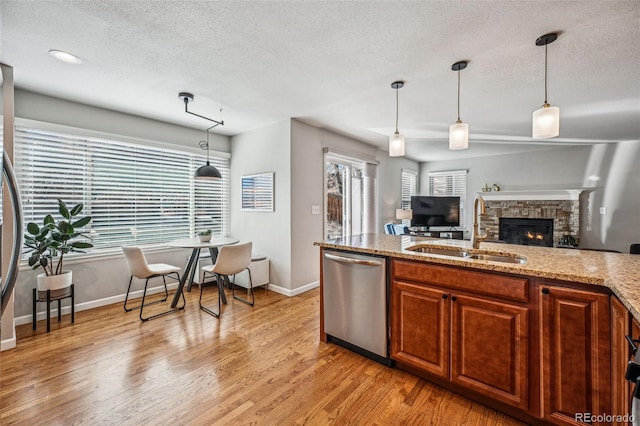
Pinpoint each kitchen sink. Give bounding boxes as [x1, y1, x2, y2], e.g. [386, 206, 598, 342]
[406, 245, 469, 258]
[406, 245, 526, 264]
[467, 253, 527, 264]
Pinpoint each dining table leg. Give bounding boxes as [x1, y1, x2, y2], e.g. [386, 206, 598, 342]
[186, 248, 202, 292]
[171, 248, 200, 308]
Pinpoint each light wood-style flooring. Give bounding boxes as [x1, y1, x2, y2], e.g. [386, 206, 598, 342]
[1, 286, 525, 425]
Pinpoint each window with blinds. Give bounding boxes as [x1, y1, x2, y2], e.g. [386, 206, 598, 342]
[428, 170, 467, 229]
[401, 169, 417, 226]
[14, 126, 230, 253]
[241, 172, 274, 211]
[401, 169, 417, 210]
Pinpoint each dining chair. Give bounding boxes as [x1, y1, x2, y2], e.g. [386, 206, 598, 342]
[200, 241, 253, 318]
[122, 246, 184, 321]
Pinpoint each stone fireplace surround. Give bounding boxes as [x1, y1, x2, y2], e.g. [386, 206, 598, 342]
[478, 190, 582, 247]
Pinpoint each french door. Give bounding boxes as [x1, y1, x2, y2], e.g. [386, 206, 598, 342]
[324, 154, 365, 239]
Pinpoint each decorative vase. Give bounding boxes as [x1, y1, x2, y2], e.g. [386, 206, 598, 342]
[37, 270, 73, 291]
[197, 234, 211, 242]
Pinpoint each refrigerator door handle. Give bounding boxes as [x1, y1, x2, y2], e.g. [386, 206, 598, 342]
[1, 149, 24, 315]
[324, 252, 383, 267]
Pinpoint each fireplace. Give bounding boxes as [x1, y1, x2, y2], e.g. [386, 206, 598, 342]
[499, 218, 554, 247]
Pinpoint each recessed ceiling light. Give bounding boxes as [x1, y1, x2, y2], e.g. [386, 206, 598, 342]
[49, 50, 82, 64]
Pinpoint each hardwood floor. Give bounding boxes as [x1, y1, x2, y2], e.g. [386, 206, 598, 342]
[0, 286, 525, 425]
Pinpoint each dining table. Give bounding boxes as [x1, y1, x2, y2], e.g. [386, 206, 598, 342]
[167, 236, 239, 308]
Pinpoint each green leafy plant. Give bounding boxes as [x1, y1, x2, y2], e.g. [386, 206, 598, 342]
[24, 199, 94, 276]
[198, 229, 212, 236]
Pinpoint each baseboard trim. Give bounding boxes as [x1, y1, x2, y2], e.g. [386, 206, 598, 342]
[15, 282, 179, 327]
[15, 280, 320, 326]
[1, 317, 17, 351]
[267, 281, 319, 297]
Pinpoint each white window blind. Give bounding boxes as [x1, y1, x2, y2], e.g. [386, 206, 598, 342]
[428, 170, 467, 229]
[241, 172, 274, 211]
[14, 126, 230, 253]
[401, 169, 417, 210]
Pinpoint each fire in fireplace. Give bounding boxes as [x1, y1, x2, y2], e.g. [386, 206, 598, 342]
[499, 218, 554, 247]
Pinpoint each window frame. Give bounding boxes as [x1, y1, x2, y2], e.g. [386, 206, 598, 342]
[14, 118, 231, 258]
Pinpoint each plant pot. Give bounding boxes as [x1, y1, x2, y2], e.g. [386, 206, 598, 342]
[197, 235, 211, 242]
[37, 270, 73, 292]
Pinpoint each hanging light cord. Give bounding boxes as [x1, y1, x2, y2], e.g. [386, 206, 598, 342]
[395, 87, 400, 133]
[544, 44, 549, 105]
[457, 69, 461, 122]
[199, 111, 222, 164]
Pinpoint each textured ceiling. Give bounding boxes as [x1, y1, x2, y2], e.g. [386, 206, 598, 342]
[1, 1, 639, 162]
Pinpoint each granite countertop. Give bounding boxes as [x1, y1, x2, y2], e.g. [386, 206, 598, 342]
[315, 233, 640, 320]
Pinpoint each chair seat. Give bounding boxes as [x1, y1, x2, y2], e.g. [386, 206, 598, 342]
[147, 263, 181, 276]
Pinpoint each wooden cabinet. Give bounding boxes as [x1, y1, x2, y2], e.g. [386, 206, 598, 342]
[450, 293, 529, 410]
[391, 260, 530, 411]
[538, 282, 611, 426]
[391, 280, 449, 378]
[611, 296, 630, 424]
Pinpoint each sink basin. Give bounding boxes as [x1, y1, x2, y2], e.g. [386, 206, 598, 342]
[467, 253, 527, 264]
[406, 245, 469, 258]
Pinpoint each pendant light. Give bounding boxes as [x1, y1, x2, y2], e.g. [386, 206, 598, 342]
[389, 81, 405, 157]
[449, 61, 469, 150]
[195, 125, 222, 180]
[178, 92, 224, 180]
[532, 33, 560, 139]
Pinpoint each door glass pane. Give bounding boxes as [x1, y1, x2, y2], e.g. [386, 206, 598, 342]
[326, 160, 347, 239]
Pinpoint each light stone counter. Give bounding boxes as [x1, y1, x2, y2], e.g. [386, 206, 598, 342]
[315, 233, 640, 320]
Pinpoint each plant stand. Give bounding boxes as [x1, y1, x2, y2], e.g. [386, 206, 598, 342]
[32, 284, 75, 332]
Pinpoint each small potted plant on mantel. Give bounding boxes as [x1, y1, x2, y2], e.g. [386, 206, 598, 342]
[24, 199, 94, 291]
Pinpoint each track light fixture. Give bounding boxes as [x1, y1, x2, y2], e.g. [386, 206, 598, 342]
[532, 33, 560, 139]
[449, 61, 469, 150]
[389, 81, 405, 157]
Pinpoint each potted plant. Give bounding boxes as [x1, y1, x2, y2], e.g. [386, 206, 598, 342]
[24, 199, 93, 291]
[197, 229, 212, 242]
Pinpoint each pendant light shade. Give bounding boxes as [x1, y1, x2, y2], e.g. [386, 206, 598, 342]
[195, 127, 222, 180]
[195, 163, 222, 180]
[389, 81, 405, 157]
[532, 33, 560, 139]
[389, 132, 405, 157]
[449, 61, 469, 150]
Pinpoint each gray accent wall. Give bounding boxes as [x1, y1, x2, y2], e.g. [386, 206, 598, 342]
[420, 142, 640, 253]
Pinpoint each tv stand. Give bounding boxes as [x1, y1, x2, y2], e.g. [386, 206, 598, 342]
[409, 230, 463, 240]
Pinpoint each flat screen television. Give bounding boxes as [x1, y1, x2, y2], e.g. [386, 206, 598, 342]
[410, 196, 460, 228]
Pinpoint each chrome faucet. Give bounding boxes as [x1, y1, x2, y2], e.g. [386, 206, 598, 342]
[471, 195, 488, 249]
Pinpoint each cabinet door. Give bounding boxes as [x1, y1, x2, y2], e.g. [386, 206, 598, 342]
[450, 293, 529, 410]
[539, 284, 611, 426]
[611, 296, 630, 424]
[391, 280, 449, 378]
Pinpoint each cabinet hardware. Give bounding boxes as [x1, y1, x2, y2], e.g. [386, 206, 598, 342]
[443, 294, 448, 299]
[451, 296, 457, 302]
[541, 288, 549, 295]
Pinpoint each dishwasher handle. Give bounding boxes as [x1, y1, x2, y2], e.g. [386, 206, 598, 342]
[324, 252, 383, 267]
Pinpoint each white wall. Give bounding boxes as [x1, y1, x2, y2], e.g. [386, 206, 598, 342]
[289, 120, 419, 291]
[420, 142, 640, 252]
[230, 120, 292, 290]
[9, 91, 232, 320]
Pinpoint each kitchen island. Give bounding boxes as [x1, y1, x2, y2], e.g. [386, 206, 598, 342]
[315, 234, 640, 426]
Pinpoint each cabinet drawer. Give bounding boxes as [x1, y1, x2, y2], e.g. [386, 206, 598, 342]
[392, 259, 529, 303]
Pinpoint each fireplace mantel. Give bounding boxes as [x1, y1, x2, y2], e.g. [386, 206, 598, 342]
[476, 189, 585, 201]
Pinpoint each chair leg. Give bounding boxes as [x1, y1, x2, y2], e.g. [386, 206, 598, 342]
[46, 289, 51, 333]
[199, 271, 221, 318]
[139, 273, 185, 322]
[71, 284, 75, 324]
[232, 268, 255, 306]
[125, 274, 173, 313]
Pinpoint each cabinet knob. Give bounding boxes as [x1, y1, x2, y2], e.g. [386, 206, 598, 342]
[541, 288, 550, 295]
[443, 294, 448, 300]
[451, 296, 457, 302]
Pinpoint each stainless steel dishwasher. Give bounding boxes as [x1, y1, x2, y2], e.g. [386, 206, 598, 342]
[322, 249, 391, 366]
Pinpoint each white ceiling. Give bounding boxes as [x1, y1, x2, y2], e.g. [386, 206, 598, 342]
[2, 1, 639, 162]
